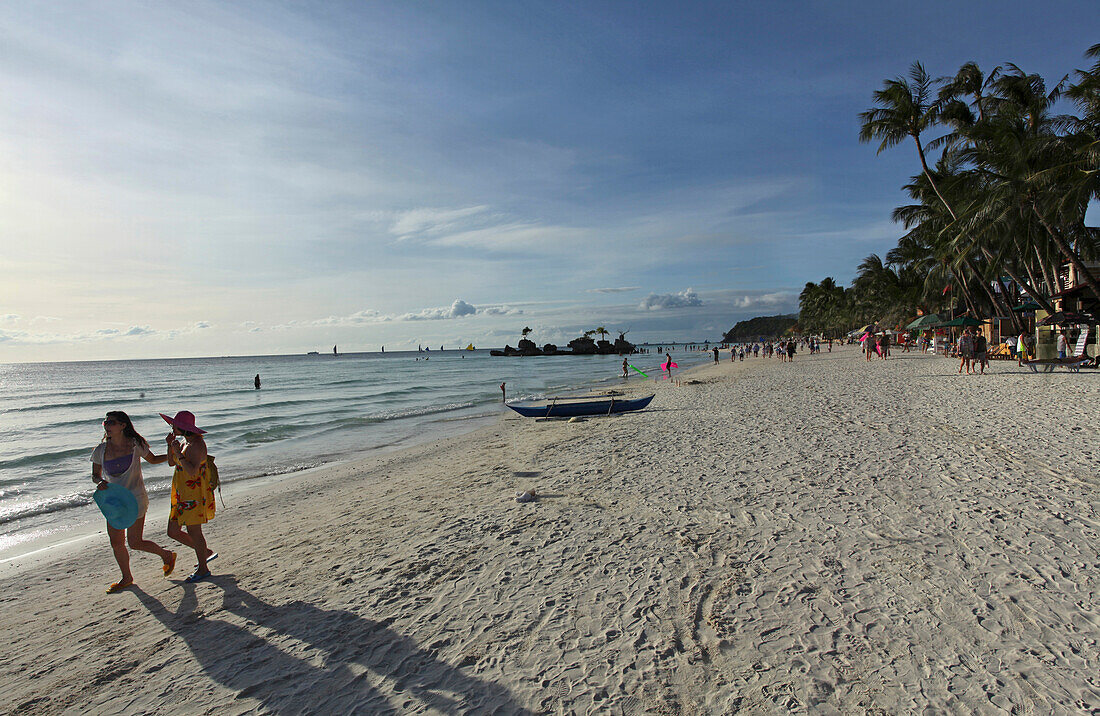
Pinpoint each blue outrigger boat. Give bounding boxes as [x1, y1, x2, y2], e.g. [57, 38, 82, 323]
[507, 394, 655, 418]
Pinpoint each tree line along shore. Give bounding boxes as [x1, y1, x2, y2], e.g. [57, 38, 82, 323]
[799, 44, 1099, 351]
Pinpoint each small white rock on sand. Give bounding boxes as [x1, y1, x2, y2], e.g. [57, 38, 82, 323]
[2, 346, 1099, 713]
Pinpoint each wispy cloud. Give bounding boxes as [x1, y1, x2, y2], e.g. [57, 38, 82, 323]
[0, 321, 211, 345]
[588, 287, 639, 294]
[429, 222, 588, 253]
[390, 206, 492, 239]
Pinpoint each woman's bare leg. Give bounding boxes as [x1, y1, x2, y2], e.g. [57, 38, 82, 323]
[126, 516, 173, 563]
[107, 524, 132, 584]
[167, 519, 195, 549]
[187, 524, 209, 573]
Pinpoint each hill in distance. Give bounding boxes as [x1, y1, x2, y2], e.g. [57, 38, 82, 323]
[722, 314, 798, 342]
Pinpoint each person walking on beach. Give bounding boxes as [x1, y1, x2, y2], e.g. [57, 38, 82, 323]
[713, 347, 719, 364]
[93, 412, 177, 593]
[665, 352, 673, 379]
[254, 374, 261, 389]
[623, 357, 630, 377]
[974, 332, 988, 374]
[162, 411, 217, 583]
[1057, 330, 1069, 359]
[957, 329, 974, 374]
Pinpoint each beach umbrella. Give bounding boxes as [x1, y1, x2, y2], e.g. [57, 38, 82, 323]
[1011, 301, 1042, 312]
[905, 314, 941, 330]
[1039, 310, 1096, 326]
[941, 316, 984, 327]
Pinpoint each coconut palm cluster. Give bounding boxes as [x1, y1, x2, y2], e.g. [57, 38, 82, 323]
[799, 44, 1100, 337]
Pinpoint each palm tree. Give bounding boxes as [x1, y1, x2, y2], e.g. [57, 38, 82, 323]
[595, 326, 609, 343]
[966, 66, 1100, 304]
[860, 62, 958, 220]
[856, 46, 1100, 330]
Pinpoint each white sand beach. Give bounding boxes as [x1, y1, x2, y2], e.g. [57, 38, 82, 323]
[2, 347, 1099, 714]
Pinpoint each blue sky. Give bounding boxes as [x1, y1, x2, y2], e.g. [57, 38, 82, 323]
[0, 1, 1095, 360]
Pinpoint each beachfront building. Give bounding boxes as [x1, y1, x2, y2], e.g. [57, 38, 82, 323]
[1035, 261, 1100, 360]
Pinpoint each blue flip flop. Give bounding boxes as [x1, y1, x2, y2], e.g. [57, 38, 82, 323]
[192, 552, 218, 570]
[184, 569, 211, 584]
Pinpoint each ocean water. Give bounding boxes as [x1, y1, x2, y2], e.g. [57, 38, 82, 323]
[0, 348, 710, 560]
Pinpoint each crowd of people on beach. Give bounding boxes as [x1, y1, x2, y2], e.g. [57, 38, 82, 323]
[92, 410, 218, 593]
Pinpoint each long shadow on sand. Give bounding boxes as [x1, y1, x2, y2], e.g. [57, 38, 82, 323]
[134, 576, 533, 715]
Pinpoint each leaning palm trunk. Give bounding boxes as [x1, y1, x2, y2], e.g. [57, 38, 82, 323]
[1005, 259, 1057, 314]
[976, 248, 1031, 328]
[1030, 201, 1100, 305]
[961, 254, 1011, 320]
[992, 276, 1025, 332]
[953, 266, 981, 318]
[1030, 242, 1060, 296]
[916, 138, 958, 222]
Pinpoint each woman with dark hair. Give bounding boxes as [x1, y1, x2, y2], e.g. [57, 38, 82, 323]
[92, 411, 175, 593]
[161, 410, 217, 583]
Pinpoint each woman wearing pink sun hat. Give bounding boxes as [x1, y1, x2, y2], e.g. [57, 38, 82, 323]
[161, 410, 217, 583]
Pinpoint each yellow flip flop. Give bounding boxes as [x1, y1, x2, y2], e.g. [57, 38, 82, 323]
[106, 580, 133, 594]
[162, 551, 177, 577]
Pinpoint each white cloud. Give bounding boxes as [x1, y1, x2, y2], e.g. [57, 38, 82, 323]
[0, 320, 219, 345]
[639, 288, 703, 311]
[479, 305, 523, 316]
[402, 299, 478, 321]
[311, 310, 391, 326]
[391, 299, 521, 322]
[732, 292, 795, 309]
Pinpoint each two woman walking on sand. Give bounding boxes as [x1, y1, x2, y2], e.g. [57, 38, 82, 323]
[92, 410, 218, 592]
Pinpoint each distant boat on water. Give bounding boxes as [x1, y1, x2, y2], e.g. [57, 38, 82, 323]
[465, 343, 476, 350]
[307, 351, 320, 355]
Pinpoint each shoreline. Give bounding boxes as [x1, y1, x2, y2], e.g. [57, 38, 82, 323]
[5, 346, 1097, 712]
[0, 353, 709, 571]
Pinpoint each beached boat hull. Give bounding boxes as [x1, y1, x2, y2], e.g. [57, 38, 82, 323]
[507, 394, 655, 418]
